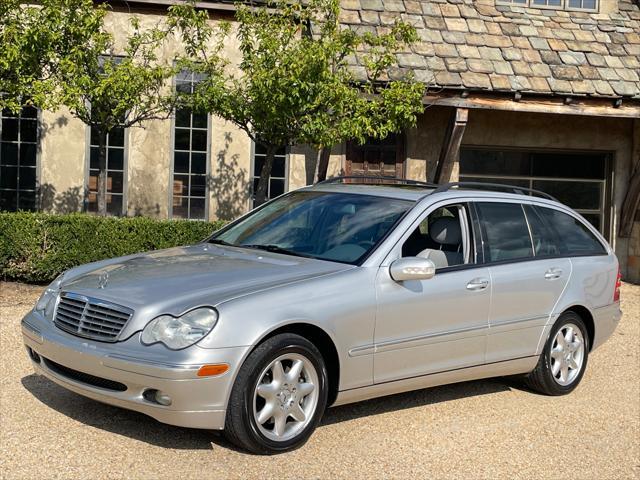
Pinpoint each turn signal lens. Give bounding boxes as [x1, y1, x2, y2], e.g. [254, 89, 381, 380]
[197, 364, 229, 377]
[613, 267, 622, 302]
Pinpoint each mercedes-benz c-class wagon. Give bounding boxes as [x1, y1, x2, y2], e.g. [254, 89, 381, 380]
[22, 179, 622, 454]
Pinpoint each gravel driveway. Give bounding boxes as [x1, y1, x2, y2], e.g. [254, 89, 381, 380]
[1, 281, 638, 479]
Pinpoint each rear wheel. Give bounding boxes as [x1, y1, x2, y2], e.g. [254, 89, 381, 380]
[525, 311, 589, 395]
[224, 333, 328, 454]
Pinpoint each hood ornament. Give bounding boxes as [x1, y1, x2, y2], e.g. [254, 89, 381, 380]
[97, 271, 109, 289]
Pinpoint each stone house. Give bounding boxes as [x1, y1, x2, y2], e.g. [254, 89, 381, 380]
[1, 0, 639, 281]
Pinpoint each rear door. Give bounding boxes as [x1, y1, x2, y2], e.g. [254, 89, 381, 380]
[474, 201, 571, 363]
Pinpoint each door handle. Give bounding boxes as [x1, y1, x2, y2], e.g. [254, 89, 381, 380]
[544, 268, 563, 280]
[467, 278, 489, 291]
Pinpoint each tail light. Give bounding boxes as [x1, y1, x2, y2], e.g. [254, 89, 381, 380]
[613, 267, 622, 302]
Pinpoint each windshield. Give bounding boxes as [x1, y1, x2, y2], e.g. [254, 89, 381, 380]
[210, 191, 413, 264]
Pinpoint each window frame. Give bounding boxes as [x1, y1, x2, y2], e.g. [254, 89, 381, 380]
[470, 199, 608, 266]
[345, 133, 406, 179]
[532, 204, 608, 257]
[392, 200, 477, 274]
[495, 0, 599, 11]
[249, 141, 289, 209]
[84, 124, 128, 216]
[522, 204, 562, 258]
[474, 200, 535, 265]
[0, 105, 41, 212]
[168, 69, 211, 221]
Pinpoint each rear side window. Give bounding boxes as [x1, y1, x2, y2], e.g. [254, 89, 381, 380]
[535, 206, 606, 256]
[523, 205, 560, 257]
[476, 202, 533, 262]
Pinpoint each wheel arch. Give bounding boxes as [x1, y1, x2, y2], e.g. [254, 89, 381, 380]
[255, 322, 341, 407]
[562, 305, 595, 352]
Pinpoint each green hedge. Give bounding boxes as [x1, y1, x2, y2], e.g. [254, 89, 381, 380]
[0, 212, 227, 284]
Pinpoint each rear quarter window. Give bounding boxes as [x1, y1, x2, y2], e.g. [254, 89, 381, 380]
[535, 206, 606, 256]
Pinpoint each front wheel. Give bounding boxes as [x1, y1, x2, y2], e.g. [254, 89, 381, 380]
[525, 311, 589, 395]
[224, 333, 328, 454]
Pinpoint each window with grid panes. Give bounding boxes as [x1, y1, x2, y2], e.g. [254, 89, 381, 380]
[459, 148, 610, 237]
[87, 126, 126, 215]
[252, 144, 287, 207]
[0, 106, 38, 211]
[171, 70, 209, 219]
[497, 0, 597, 10]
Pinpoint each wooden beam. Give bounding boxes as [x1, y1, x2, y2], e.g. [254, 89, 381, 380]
[424, 92, 640, 119]
[619, 118, 640, 238]
[433, 108, 468, 183]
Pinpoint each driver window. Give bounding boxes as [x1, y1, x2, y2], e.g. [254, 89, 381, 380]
[401, 204, 470, 270]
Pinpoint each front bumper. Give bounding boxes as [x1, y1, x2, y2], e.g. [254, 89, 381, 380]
[21, 310, 250, 430]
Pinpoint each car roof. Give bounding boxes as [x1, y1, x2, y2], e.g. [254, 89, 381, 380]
[303, 182, 562, 209]
[304, 183, 434, 201]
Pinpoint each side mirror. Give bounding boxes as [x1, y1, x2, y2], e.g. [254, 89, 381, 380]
[389, 257, 436, 282]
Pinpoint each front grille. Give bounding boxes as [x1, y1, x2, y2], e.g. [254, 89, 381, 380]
[43, 357, 127, 392]
[54, 292, 133, 342]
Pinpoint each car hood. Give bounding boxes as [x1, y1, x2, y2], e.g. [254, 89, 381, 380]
[60, 244, 352, 334]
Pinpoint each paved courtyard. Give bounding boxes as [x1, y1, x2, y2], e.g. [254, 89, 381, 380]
[1, 281, 638, 479]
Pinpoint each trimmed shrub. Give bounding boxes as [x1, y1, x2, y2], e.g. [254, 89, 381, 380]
[0, 212, 227, 283]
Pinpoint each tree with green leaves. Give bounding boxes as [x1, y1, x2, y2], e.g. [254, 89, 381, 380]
[170, 0, 425, 205]
[50, 0, 180, 216]
[0, 0, 101, 112]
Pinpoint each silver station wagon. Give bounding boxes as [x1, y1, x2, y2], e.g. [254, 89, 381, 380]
[22, 178, 622, 454]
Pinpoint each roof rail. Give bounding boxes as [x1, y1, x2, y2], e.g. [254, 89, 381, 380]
[431, 182, 558, 201]
[317, 176, 438, 188]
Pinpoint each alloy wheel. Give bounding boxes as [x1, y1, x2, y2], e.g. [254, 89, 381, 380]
[252, 353, 319, 442]
[549, 322, 585, 386]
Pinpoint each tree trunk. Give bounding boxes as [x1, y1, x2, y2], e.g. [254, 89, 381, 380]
[314, 146, 331, 183]
[254, 145, 276, 206]
[96, 129, 108, 216]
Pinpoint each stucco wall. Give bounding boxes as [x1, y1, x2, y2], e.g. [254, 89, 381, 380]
[39, 9, 252, 220]
[39, 108, 86, 213]
[405, 106, 450, 182]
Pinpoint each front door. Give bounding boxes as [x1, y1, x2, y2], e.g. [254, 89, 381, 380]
[373, 202, 491, 384]
[346, 134, 405, 178]
[473, 201, 571, 363]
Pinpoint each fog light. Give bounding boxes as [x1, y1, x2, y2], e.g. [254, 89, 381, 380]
[155, 391, 172, 406]
[27, 347, 41, 364]
[143, 389, 172, 406]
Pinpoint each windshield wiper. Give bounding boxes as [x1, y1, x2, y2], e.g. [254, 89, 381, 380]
[208, 238, 235, 246]
[240, 244, 312, 259]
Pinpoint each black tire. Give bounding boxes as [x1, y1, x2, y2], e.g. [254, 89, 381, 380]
[223, 333, 328, 454]
[525, 311, 590, 395]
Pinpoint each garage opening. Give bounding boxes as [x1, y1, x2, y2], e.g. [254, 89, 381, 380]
[459, 148, 612, 239]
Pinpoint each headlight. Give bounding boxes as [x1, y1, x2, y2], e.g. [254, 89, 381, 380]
[140, 307, 219, 350]
[35, 273, 65, 318]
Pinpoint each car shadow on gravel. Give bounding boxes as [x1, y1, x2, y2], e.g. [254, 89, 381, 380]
[21, 374, 217, 450]
[321, 378, 516, 427]
[21, 373, 521, 452]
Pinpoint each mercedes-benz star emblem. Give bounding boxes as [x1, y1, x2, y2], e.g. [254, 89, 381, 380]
[97, 271, 109, 289]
